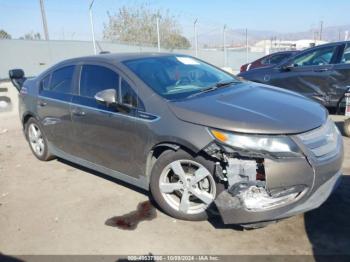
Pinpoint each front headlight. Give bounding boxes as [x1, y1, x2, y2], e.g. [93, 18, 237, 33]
[209, 129, 302, 158]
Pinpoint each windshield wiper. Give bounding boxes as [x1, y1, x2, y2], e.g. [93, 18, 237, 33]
[187, 80, 239, 99]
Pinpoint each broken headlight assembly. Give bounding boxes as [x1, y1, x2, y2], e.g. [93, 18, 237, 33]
[207, 128, 308, 212]
[209, 129, 302, 158]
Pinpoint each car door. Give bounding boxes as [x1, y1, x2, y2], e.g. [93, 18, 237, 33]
[267, 45, 340, 106]
[37, 65, 77, 154]
[70, 63, 144, 178]
[328, 43, 350, 107]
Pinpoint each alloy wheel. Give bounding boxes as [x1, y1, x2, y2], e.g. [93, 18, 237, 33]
[159, 159, 216, 215]
[28, 123, 45, 157]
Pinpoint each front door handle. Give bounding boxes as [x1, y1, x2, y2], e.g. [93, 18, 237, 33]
[314, 68, 329, 72]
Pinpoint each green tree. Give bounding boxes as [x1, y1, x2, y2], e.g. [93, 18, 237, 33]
[165, 34, 191, 50]
[0, 29, 11, 39]
[103, 4, 190, 50]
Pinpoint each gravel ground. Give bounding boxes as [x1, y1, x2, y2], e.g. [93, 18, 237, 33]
[0, 81, 350, 256]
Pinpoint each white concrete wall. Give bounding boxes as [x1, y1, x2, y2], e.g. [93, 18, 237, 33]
[0, 39, 264, 78]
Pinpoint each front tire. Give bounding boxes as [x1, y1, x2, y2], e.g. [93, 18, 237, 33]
[150, 149, 219, 221]
[344, 118, 350, 137]
[25, 117, 54, 161]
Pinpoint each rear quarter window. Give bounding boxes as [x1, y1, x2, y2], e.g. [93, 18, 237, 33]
[40, 74, 50, 90]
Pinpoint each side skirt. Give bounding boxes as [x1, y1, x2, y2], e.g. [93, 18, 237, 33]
[49, 143, 150, 191]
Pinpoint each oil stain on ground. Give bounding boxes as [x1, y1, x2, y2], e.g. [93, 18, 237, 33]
[105, 201, 157, 230]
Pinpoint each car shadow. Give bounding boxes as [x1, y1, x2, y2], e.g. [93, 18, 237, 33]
[57, 158, 149, 197]
[207, 216, 244, 231]
[304, 175, 350, 257]
[0, 254, 25, 262]
[334, 120, 349, 137]
[57, 158, 245, 230]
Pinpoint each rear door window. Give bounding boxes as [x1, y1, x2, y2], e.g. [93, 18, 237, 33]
[49, 66, 75, 94]
[80, 65, 119, 98]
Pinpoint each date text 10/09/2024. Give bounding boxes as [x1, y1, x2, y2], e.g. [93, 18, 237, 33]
[127, 255, 220, 261]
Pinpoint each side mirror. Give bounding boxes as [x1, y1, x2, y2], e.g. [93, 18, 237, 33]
[9, 69, 26, 91]
[94, 89, 117, 106]
[9, 69, 25, 79]
[280, 63, 295, 72]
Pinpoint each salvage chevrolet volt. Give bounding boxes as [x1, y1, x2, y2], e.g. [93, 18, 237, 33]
[10, 53, 344, 227]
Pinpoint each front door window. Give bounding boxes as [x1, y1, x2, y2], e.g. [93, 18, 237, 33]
[292, 46, 336, 67]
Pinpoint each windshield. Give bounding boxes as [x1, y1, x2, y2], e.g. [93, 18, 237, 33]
[123, 55, 239, 100]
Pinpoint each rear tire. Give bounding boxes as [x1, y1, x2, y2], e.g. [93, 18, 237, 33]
[150, 149, 221, 221]
[25, 117, 54, 161]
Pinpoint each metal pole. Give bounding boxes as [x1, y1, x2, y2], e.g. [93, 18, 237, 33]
[223, 25, 227, 67]
[39, 0, 49, 40]
[156, 16, 161, 52]
[194, 18, 198, 57]
[245, 28, 248, 63]
[319, 21, 323, 41]
[89, 0, 97, 55]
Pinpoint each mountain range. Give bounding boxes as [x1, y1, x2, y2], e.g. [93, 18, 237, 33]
[197, 24, 350, 47]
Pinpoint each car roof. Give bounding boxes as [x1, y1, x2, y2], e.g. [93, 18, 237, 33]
[58, 52, 182, 66]
[270, 50, 298, 54]
[310, 40, 350, 48]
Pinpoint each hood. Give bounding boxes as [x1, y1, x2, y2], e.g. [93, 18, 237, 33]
[168, 83, 327, 134]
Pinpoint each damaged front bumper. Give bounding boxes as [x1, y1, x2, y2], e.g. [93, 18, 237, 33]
[213, 120, 344, 225]
[215, 170, 342, 224]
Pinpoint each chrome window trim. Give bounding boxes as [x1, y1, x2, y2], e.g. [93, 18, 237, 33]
[38, 95, 160, 123]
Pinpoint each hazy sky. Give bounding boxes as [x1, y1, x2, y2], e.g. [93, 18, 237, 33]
[1, 0, 350, 40]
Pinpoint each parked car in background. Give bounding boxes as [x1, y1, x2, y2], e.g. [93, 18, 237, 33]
[238, 41, 350, 109]
[240, 51, 298, 73]
[9, 53, 343, 228]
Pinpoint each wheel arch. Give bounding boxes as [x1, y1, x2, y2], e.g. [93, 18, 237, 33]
[145, 142, 200, 179]
[22, 111, 37, 128]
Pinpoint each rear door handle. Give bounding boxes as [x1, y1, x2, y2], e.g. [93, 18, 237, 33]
[38, 101, 47, 107]
[72, 109, 86, 116]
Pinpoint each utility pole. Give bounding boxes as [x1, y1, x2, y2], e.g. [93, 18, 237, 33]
[245, 28, 248, 63]
[156, 16, 161, 52]
[314, 31, 318, 44]
[223, 25, 227, 67]
[319, 20, 323, 41]
[39, 0, 49, 40]
[89, 0, 97, 55]
[194, 18, 198, 57]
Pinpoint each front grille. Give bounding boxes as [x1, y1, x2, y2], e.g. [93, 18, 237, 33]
[297, 119, 340, 161]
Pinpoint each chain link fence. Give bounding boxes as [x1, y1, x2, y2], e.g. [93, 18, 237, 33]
[0, 39, 264, 79]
